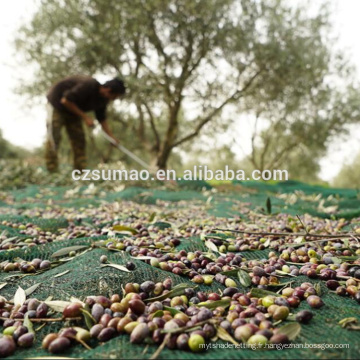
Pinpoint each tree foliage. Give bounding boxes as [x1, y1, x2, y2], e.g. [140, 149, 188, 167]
[15, 0, 360, 173]
[333, 151, 360, 189]
[0, 130, 27, 159]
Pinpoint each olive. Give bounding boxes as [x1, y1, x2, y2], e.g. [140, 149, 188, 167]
[110, 302, 127, 313]
[129, 299, 146, 315]
[203, 323, 216, 339]
[336, 287, 347, 296]
[176, 333, 189, 350]
[31, 258, 42, 268]
[126, 261, 136, 270]
[90, 324, 104, 338]
[348, 266, 359, 277]
[99, 313, 112, 327]
[4, 263, 16, 272]
[188, 334, 205, 352]
[148, 302, 163, 313]
[39, 260, 51, 270]
[49, 337, 71, 354]
[262, 295, 276, 308]
[0, 336, 16, 357]
[326, 280, 340, 290]
[91, 303, 104, 322]
[124, 321, 140, 334]
[347, 285, 358, 297]
[253, 266, 266, 277]
[192, 275, 204, 284]
[153, 329, 164, 343]
[130, 323, 150, 344]
[42, 333, 58, 349]
[163, 278, 173, 290]
[164, 320, 180, 331]
[270, 333, 290, 344]
[353, 269, 360, 279]
[63, 303, 82, 318]
[117, 317, 132, 333]
[3, 326, 17, 336]
[95, 296, 111, 308]
[36, 303, 48, 318]
[17, 333, 34, 348]
[295, 310, 314, 324]
[234, 324, 253, 342]
[153, 283, 164, 295]
[274, 297, 290, 308]
[100, 255, 108, 263]
[223, 287, 239, 297]
[97, 327, 116, 342]
[272, 306, 289, 321]
[196, 308, 212, 322]
[13, 325, 28, 341]
[225, 278, 237, 287]
[307, 295, 324, 308]
[76, 328, 91, 343]
[247, 334, 268, 348]
[282, 287, 294, 297]
[287, 296, 300, 308]
[256, 329, 273, 339]
[108, 317, 121, 329]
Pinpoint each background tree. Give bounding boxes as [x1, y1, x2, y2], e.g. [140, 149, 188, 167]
[0, 130, 27, 159]
[15, 0, 360, 175]
[333, 151, 360, 189]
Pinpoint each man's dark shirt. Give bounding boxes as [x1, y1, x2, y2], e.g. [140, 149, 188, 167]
[47, 76, 108, 122]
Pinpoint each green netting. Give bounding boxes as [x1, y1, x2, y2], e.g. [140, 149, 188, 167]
[0, 181, 360, 359]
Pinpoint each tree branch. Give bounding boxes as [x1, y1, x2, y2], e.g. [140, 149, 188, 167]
[143, 102, 160, 152]
[172, 69, 263, 148]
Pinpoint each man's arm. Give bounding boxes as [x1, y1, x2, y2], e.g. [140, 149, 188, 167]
[60, 98, 94, 128]
[100, 120, 119, 145]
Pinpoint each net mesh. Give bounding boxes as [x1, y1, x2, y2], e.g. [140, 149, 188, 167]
[0, 180, 359, 359]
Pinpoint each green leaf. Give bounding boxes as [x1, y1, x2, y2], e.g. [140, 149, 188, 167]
[204, 240, 219, 253]
[215, 326, 239, 345]
[100, 263, 131, 272]
[163, 306, 183, 315]
[220, 269, 239, 277]
[264, 238, 271, 248]
[250, 288, 281, 298]
[275, 270, 295, 277]
[24, 357, 81, 359]
[70, 297, 85, 306]
[80, 308, 95, 330]
[131, 256, 153, 260]
[315, 283, 322, 296]
[25, 283, 41, 296]
[54, 270, 70, 278]
[266, 197, 272, 214]
[14, 286, 26, 306]
[149, 310, 164, 320]
[339, 317, 358, 328]
[51, 246, 89, 258]
[24, 313, 35, 337]
[238, 269, 252, 287]
[44, 300, 71, 313]
[196, 299, 230, 310]
[0, 282, 7, 290]
[148, 212, 157, 222]
[331, 257, 342, 265]
[112, 225, 138, 234]
[276, 323, 301, 340]
[145, 284, 194, 303]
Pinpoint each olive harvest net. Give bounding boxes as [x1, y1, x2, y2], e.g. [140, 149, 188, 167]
[0, 180, 359, 359]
